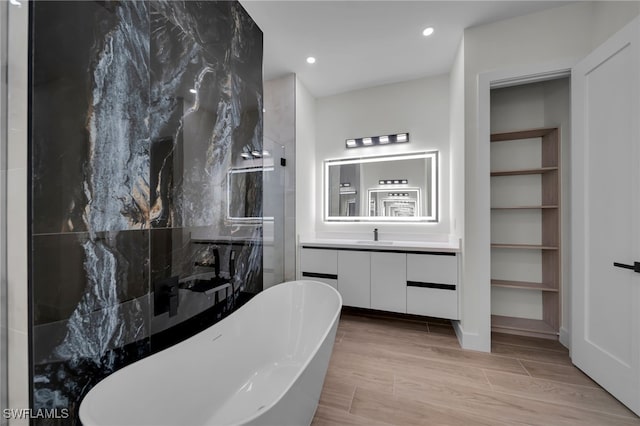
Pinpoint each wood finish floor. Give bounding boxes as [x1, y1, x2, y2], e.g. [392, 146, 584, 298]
[311, 311, 640, 426]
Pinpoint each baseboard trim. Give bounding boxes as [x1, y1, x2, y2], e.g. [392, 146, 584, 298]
[453, 321, 490, 352]
[559, 326, 570, 350]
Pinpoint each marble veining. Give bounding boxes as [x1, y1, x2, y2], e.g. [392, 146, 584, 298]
[30, 1, 263, 423]
[52, 239, 145, 364]
[84, 1, 150, 232]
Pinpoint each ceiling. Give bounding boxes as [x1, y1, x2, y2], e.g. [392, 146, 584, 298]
[240, 1, 570, 98]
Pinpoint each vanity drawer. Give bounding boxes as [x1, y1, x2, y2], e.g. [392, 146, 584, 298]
[406, 284, 458, 319]
[300, 247, 338, 275]
[406, 253, 458, 319]
[406, 253, 457, 284]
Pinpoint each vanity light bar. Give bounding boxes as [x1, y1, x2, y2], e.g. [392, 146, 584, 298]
[241, 150, 270, 160]
[388, 193, 409, 197]
[378, 179, 408, 185]
[345, 133, 409, 149]
[339, 183, 351, 187]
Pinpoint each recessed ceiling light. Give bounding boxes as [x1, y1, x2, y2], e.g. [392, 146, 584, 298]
[422, 27, 434, 37]
[306, 56, 316, 64]
[189, 89, 197, 94]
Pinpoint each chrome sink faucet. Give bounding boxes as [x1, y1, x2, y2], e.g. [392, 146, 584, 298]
[374, 228, 379, 241]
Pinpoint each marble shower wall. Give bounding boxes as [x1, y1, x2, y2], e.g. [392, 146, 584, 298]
[30, 1, 262, 422]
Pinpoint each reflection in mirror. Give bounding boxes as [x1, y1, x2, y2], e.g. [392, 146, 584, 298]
[324, 151, 438, 222]
[368, 189, 421, 217]
[227, 166, 272, 222]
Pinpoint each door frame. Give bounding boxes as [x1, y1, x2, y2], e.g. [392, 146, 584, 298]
[476, 58, 576, 349]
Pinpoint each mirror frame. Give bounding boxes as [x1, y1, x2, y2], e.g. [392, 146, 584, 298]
[323, 151, 438, 222]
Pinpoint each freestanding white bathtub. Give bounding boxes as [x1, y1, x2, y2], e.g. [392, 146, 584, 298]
[79, 280, 342, 426]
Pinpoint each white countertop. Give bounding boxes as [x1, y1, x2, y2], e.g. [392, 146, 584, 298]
[299, 238, 460, 253]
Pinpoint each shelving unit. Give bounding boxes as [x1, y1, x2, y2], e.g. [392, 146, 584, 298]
[490, 127, 560, 339]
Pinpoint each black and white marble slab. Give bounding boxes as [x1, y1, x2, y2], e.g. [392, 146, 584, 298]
[29, 1, 263, 422]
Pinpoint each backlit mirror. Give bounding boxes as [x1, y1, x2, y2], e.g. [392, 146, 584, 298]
[227, 166, 273, 222]
[324, 151, 438, 222]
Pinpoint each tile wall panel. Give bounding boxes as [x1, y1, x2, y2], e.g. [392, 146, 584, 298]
[29, 1, 263, 423]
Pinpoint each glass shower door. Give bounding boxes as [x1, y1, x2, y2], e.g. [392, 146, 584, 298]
[262, 138, 285, 289]
[0, 1, 9, 422]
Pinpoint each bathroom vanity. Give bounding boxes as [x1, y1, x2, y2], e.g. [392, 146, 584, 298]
[298, 239, 460, 320]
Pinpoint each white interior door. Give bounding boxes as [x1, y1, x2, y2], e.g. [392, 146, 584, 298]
[571, 16, 640, 415]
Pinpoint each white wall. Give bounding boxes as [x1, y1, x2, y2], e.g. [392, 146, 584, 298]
[461, 1, 640, 351]
[449, 39, 465, 243]
[592, 1, 640, 48]
[314, 74, 451, 240]
[294, 77, 316, 243]
[6, 2, 29, 424]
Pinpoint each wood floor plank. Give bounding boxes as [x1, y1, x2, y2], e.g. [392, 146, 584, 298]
[350, 387, 512, 426]
[414, 345, 530, 375]
[341, 325, 462, 350]
[313, 312, 640, 425]
[520, 359, 599, 388]
[318, 374, 356, 411]
[340, 313, 428, 332]
[326, 352, 395, 393]
[312, 403, 392, 426]
[340, 332, 528, 375]
[427, 323, 456, 335]
[425, 317, 454, 325]
[334, 339, 492, 391]
[340, 319, 430, 338]
[492, 332, 569, 353]
[484, 369, 637, 418]
[492, 342, 572, 365]
[394, 374, 640, 426]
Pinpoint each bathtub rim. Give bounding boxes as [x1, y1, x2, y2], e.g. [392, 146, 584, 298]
[79, 279, 343, 426]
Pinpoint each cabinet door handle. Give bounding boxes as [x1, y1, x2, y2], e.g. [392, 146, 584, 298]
[613, 262, 640, 273]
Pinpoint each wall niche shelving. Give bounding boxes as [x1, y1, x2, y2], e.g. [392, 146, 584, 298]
[490, 127, 560, 339]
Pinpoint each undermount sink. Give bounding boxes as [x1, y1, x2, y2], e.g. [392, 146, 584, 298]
[355, 240, 394, 245]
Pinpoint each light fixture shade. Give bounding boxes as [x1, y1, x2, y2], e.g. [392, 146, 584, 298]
[345, 132, 410, 148]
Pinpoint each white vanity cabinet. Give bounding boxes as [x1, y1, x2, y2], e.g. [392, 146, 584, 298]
[299, 242, 459, 320]
[337, 251, 371, 308]
[299, 247, 338, 289]
[371, 252, 407, 313]
[406, 253, 459, 319]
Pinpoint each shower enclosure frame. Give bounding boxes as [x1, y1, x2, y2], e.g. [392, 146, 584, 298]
[0, 1, 10, 423]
